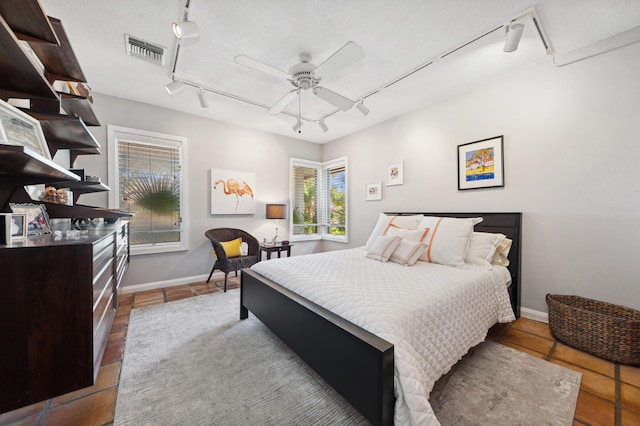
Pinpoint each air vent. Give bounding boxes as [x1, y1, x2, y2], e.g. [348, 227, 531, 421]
[124, 34, 166, 65]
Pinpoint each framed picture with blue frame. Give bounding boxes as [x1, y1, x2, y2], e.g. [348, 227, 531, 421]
[457, 135, 504, 190]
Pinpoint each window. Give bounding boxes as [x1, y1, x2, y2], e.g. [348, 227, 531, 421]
[108, 126, 187, 255]
[290, 157, 347, 242]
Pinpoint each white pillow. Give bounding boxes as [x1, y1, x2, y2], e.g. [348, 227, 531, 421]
[390, 240, 428, 266]
[466, 232, 506, 267]
[363, 213, 423, 250]
[491, 237, 512, 266]
[366, 235, 401, 262]
[385, 225, 430, 243]
[417, 216, 483, 266]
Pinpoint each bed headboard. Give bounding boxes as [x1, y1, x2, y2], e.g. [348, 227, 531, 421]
[385, 212, 522, 318]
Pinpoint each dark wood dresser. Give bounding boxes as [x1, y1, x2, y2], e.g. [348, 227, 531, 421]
[0, 221, 129, 413]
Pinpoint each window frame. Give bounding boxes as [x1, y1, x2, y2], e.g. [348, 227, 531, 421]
[289, 156, 348, 243]
[108, 125, 188, 255]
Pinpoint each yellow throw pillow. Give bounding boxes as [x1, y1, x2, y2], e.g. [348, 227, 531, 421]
[219, 238, 242, 258]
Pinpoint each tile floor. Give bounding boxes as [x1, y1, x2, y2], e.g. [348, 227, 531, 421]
[1, 277, 639, 426]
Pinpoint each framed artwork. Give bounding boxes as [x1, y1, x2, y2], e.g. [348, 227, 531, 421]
[210, 168, 256, 215]
[11, 214, 27, 239]
[0, 99, 51, 160]
[9, 203, 52, 235]
[457, 135, 504, 190]
[365, 182, 382, 201]
[386, 161, 404, 186]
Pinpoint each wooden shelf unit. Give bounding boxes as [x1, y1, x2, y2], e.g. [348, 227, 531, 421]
[0, 3, 131, 415]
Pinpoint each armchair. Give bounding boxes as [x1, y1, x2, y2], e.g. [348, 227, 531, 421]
[205, 228, 260, 292]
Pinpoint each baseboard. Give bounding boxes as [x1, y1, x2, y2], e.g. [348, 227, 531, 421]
[120, 272, 226, 294]
[520, 307, 548, 323]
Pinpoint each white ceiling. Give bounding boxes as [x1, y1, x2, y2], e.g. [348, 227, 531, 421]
[40, 0, 640, 143]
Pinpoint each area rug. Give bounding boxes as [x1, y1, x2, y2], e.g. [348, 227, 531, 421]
[114, 290, 581, 425]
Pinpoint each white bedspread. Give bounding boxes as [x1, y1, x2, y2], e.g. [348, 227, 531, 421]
[250, 248, 515, 426]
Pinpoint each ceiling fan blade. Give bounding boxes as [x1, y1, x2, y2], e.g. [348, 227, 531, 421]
[268, 90, 298, 115]
[313, 86, 355, 111]
[314, 41, 365, 78]
[234, 54, 290, 80]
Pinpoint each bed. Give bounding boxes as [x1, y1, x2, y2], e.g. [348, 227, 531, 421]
[240, 212, 521, 425]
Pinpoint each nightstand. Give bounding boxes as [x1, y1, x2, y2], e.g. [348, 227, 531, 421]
[260, 243, 293, 260]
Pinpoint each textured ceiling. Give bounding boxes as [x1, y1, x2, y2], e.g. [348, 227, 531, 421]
[40, 0, 640, 143]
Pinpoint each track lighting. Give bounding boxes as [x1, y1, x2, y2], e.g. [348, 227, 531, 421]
[504, 22, 525, 52]
[292, 119, 303, 133]
[355, 101, 369, 116]
[172, 20, 200, 41]
[318, 119, 328, 133]
[197, 88, 209, 108]
[165, 80, 185, 95]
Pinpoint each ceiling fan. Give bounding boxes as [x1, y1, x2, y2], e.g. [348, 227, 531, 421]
[234, 41, 365, 119]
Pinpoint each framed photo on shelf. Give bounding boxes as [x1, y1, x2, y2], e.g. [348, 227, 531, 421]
[365, 182, 382, 201]
[457, 135, 504, 190]
[0, 99, 51, 160]
[386, 161, 404, 186]
[9, 203, 52, 235]
[10, 213, 27, 239]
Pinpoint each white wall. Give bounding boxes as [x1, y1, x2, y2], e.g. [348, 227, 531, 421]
[77, 94, 322, 287]
[323, 42, 640, 313]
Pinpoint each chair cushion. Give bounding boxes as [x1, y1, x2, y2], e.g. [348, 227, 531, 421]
[220, 238, 242, 258]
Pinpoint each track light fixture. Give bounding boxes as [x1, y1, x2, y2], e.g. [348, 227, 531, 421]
[165, 80, 185, 95]
[172, 20, 200, 41]
[292, 119, 303, 133]
[197, 88, 209, 108]
[504, 22, 525, 52]
[355, 101, 370, 116]
[318, 119, 328, 133]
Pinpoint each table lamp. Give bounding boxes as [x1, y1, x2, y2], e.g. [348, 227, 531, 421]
[266, 204, 286, 243]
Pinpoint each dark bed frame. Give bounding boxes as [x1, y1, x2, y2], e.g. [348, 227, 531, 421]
[240, 212, 521, 426]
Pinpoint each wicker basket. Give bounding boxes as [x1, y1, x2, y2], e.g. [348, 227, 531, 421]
[546, 294, 640, 365]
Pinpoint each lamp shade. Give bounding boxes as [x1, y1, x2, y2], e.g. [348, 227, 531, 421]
[266, 204, 286, 219]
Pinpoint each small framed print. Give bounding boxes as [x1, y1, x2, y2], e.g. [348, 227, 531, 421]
[457, 135, 504, 190]
[10, 203, 52, 235]
[11, 214, 27, 239]
[386, 161, 404, 186]
[0, 99, 51, 160]
[365, 182, 382, 201]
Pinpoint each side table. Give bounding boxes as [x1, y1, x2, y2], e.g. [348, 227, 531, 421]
[260, 243, 293, 260]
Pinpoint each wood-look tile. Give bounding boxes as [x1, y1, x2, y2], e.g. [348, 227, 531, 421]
[0, 401, 46, 425]
[107, 328, 126, 342]
[192, 286, 221, 296]
[0, 412, 41, 426]
[42, 388, 117, 426]
[551, 359, 616, 402]
[101, 339, 125, 366]
[165, 291, 195, 302]
[622, 408, 640, 425]
[133, 289, 164, 304]
[115, 303, 131, 317]
[500, 327, 553, 355]
[133, 299, 164, 308]
[111, 314, 129, 329]
[621, 364, 640, 387]
[573, 391, 615, 425]
[51, 362, 121, 406]
[117, 293, 133, 306]
[551, 343, 615, 378]
[621, 383, 640, 413]
[510, 317, 555, 340]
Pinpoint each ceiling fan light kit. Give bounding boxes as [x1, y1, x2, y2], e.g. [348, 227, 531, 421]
[161, 5, 552, 135]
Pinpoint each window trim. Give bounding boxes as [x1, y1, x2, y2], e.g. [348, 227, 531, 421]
[289, 156, 348, 243]
[108, 125, 188, 255]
